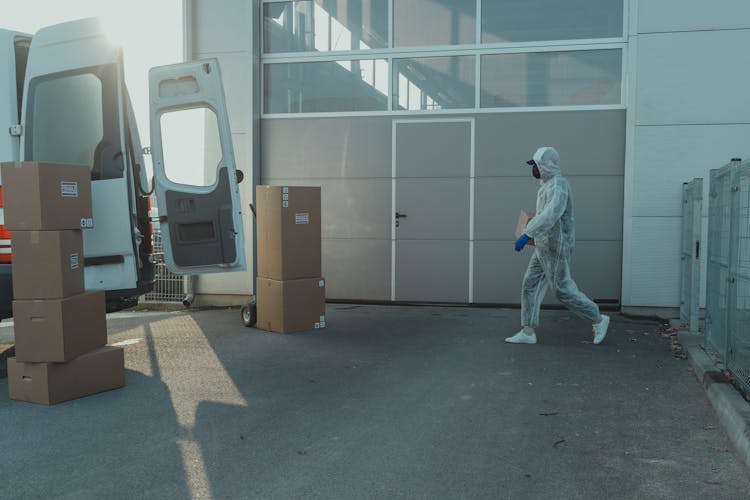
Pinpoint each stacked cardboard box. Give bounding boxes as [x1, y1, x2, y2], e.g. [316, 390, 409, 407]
[0, 162, 124, 405]
[256, 186, 326, 333]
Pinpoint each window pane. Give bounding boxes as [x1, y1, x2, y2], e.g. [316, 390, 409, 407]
[482, 0, 623, 43]
[480, 50, 622, 108]
[394, 0, 476, 47]
[264, 59, 388, 113]
[393, 56, 475, 110]
[26, 65, 124, 180]
[264, 0, 387, 53]
[30, 74, 104, 170]
[160, 108, 221, 187]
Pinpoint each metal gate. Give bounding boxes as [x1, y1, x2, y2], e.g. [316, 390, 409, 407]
[142, 227, 189, 303]
[705, 158, 750, 394]
[726, 162, 750, 392]
[680, 178, 703, 334]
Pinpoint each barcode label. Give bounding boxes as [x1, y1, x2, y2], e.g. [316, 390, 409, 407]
[70, 253, 79, 270]
[295, 213, 310, 225]
[80, 218, 94, 228]
[60, 182, 79, 198]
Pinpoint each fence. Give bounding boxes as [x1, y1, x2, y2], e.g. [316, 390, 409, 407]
[705, 158, 750, 394]
[142, 227, 189, 303]
[680, 178, 703, 334]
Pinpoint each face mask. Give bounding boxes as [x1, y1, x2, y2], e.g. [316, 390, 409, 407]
[531, 163, 541, 179]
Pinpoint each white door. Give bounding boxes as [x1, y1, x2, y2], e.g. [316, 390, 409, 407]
[392, 119, 474, 303]
[149, 59, 246, 275]
[19, 18, 145, 294]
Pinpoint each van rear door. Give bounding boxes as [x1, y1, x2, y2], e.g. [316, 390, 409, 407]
[148, 59, 246, 274]
[19, 18, 144, 295]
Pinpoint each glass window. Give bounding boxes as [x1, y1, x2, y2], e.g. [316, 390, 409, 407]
[30, 73, 103, 169]
[160, 107, 221, 187]
[26, 65, 124, 180]
[394, 0, 476, 47]
[480, 49, 622, 108]
[264, 0, 387, 53]
[264, 59, 388, 113]
[482, 0, 623, 43]
[393, 56, 475, 111]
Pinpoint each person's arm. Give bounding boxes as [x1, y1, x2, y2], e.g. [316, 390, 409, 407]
[523, 178, 568, 239]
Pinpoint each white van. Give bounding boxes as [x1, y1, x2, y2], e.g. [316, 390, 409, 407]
[0, 18, 246, 318]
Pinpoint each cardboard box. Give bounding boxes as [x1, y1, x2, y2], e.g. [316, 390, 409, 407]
[0, 162, 93, 230]
[13, 291, 107, 363]
[515, 210, 535, 246]
[7, 346, 125, 405]
[256, 186, 321, 280]
[256, 277, 326, 334]
[11, 230, 84, 299]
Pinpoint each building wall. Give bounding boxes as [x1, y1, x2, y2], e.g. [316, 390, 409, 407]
[185, 0, 260, 298]
[622, 0, 750, 307]
[262, 110, 624, 303]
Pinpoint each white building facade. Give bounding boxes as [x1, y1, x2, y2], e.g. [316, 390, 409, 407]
[183, 0, 750, 310]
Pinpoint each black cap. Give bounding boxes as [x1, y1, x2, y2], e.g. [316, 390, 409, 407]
[525, 159, 536, 166]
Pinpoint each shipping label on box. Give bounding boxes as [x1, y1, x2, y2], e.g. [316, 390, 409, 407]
[0, 162, 93, 230]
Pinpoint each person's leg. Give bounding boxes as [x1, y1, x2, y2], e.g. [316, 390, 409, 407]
[506, 253, 547, 344]
[548, 255, 610, 344]
[521, 252, 548, 330]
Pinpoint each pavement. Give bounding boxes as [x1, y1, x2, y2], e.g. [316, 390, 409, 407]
[1, 306, 749, 499]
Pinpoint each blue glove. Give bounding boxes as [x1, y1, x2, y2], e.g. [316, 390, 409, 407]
[515, 234, 530, 252]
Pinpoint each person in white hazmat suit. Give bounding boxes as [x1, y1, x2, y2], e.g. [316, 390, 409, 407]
[505, 146, 610, 345]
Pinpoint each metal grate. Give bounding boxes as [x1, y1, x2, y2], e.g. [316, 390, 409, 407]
[680, 178, 702, 333]
[142, 227, 188, 303]
[705, 166, 734, 357]
[726, 165, 750, 393]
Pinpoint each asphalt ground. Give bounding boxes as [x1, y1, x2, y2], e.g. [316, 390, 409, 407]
[1, 306, 749, 499]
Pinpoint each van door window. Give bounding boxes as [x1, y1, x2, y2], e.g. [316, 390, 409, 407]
[24, 64, 124, 180]
[160, 107, 221, 187]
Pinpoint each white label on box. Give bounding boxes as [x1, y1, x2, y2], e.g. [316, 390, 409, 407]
[70, 253, 79, 270]
[314, 322, 321, 329]
[318, 280, 325, 287]
[282, 187, 289, 194]
[282, 193, 289, 201]
[80, 217, 94, 228]
[320, 321, 326, 328]
[295, 212, 310, 225]
[60, 181, 79, 198]
[320, 315, 325, 322]
[282, 201, 289, 208]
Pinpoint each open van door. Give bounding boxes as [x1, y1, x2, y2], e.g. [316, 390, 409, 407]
[149, 59, 246, 274]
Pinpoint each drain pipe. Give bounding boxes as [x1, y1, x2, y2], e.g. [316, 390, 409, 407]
[183, 275, 197, 308]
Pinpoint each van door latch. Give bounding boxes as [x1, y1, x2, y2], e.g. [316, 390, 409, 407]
[9, 125, 22, 137]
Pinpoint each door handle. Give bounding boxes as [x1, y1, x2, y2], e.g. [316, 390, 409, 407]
[395, 212, 408, 219]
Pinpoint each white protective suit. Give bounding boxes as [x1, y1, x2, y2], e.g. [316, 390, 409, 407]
[520, 147, 599, 328]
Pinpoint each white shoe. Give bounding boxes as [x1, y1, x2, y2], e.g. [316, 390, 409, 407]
[593, 314, 610, 345]
[505, 330, 537, 344]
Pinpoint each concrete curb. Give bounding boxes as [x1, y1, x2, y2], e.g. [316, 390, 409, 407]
[679, 333, 750, 473]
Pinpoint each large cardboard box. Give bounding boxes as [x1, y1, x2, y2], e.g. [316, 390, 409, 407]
[0, 162, 93, 230]
[13, 291, 107, 363]
[256, 277, 326, 334]
[7, 346, 125, 405]
[515, 210, 535, 246]
[256, 186, 321, 280]
[11, 230, 84, 299]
